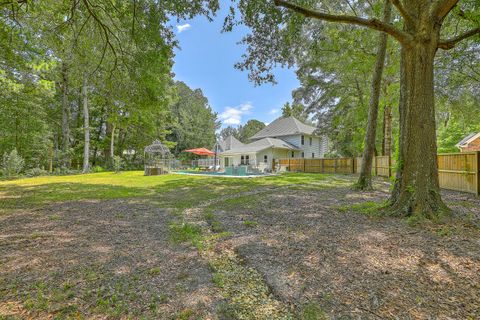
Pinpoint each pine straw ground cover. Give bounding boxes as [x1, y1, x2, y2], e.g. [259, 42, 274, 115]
[0, 171, 479, 319]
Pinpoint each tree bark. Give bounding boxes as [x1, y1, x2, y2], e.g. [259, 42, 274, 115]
[387, 4, 448, 217]
[110, 123, 116, 160]
[356, 0, 391, 190]
[61, 62, 70, 168]
[382, 104, 392, 156]
[82, 73, 90, 173]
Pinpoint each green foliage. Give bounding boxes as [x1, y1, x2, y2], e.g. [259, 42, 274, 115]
[282, 102, 308, 122]
[25, 168, 49, 177]
[218, 119, 266, 143]
[2, 149, 25, 178]
[112, 156, 123, 173]
[0, 0, 220, 171]
[168, 81, 219, 157]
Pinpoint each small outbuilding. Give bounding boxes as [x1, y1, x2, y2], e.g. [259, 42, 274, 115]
[456, 133, 480, 152]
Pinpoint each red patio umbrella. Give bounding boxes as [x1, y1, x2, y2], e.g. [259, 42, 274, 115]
[184, 148, 215, 156]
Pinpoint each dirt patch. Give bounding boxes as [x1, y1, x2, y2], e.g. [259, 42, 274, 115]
[211, 180, 480, 319]
[0, 199, 219, 319]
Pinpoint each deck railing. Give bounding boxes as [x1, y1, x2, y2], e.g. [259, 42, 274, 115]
[278, 152, 480, 195]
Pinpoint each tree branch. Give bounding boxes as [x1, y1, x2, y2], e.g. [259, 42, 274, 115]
[389, 0, 414, 24]
[438, 27, 480, 50]
[273, 0, 413, 45]
[431, 0, 459, 20]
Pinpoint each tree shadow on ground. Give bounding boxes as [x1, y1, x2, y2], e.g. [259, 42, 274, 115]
[212, 186, 480, 319]
[0, 198, 219, 319]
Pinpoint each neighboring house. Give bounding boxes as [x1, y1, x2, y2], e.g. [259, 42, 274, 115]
[218, 116, 328, 170]
[456, 133, 480, 152]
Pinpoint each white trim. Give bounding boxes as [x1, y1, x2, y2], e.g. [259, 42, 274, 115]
[457, 132, 480, 148]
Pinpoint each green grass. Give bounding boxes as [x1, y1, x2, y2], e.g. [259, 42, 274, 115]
[337, 201, 385, 216]
[0, 171, 337, 214]
[243, 220, 258, 227]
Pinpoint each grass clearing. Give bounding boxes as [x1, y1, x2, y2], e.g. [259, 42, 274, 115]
[337, 200, 385, 216]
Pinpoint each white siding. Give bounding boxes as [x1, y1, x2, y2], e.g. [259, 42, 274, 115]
[277, 134, 325, 158]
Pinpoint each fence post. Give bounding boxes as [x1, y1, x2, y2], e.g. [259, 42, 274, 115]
[374, 156, 377, 176]
[388, 155, 392, 178]
[288, 158, 291, 172]
[303, 159, 306, 172]
[477, 152, 480, 196]
[334, 158, 337, 174]
[351, 157, 355, 174]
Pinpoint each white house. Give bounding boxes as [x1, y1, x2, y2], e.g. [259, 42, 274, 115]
[218, 116, 328, 171]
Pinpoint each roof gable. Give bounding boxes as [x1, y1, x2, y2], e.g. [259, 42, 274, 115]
[456, 132, 480, 148]
[220, 137, 299, 155]
[218, 135, 244, 151]
[250, 116, 317, 140]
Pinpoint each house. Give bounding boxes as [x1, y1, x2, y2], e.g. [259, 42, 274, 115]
[218, 116, 328, 170]
[456, 133, 480, 152]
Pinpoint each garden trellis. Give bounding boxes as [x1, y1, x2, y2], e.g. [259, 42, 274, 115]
[144, 140, 177, 175]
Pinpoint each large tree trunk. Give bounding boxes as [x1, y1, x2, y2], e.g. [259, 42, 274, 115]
[82, 73, 90, 173]
[356, 0, 391, 190]
[388, 11, 448, 217]
[61, 62, 70, 168]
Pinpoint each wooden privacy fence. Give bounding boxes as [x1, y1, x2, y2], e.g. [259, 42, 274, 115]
[278, 151, 480, 195]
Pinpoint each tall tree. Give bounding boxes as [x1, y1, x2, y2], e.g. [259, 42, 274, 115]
[230, 0, 480, 218]
[237, 119, 266, 142]
[356, 0, 392, 190]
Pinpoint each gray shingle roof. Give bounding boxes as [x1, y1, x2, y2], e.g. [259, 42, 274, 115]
[456, 133, 480, 147]
[218, 135, 244, 151]
[250, 116, 317, 140]
[220, 137, 300, 155]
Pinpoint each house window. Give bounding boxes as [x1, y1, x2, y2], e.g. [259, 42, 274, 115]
[309, 137, 312, 146]
[312, 153, 315, 158]
[301, 152, 305, 158]
[264, 155, 268, 163]
[241, 155, 245, 165]
[245, 155, 250, 165]
[301, 135, 305, 145]
[291, 151, 295, 158]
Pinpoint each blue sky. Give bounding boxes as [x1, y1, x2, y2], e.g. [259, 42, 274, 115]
[172, 4, 299, 127]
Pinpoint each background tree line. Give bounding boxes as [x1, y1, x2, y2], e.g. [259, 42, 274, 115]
[1, 1, 219, 175]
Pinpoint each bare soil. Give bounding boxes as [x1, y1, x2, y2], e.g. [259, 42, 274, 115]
[1, 176, 479, 319]
[211, 179, 480, 319]
[0, 199, 219, 319]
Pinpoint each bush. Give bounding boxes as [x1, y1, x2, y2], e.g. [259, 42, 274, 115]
[2, 149, 25, 178]
[112, 156, 123, 173]
[91, 165, 105, 173]
[25, 168, 48, 177]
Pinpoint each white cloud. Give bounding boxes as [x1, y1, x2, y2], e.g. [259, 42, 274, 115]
[176, 23, 191, 33]
[269, 108, 280, 115]
[219, 102, 253, 126]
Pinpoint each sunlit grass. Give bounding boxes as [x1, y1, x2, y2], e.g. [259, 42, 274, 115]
[0, 171, 336, 213]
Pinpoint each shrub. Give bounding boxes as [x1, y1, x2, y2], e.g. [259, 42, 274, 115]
[25, 168, 48, 177]
[2, 149, 25, 178]
[112, 156, 123, 173]
[91, 165, 105, 173]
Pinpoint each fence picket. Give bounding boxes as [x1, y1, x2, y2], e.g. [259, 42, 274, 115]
[278, 153, 480, 195]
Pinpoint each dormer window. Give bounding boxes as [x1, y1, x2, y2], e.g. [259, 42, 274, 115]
[301, 135, 305, 145]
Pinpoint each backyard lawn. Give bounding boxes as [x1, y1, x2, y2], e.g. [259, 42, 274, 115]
[1, 172, 479, 319]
